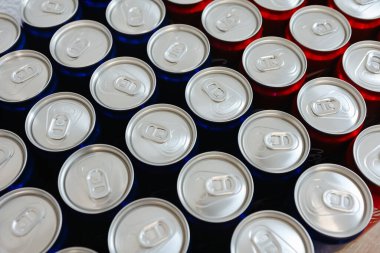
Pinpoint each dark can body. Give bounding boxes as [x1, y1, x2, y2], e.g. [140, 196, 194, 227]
[164, 0, 212, 27]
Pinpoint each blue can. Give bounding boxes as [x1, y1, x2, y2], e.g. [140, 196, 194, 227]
[81, 0, 110, 23]
[0, 13, 26, 57]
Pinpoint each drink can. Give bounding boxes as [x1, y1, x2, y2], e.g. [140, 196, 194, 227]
[0, 13, 26, 57]
[106, 0, 167, 59]
[201, 0, 262, 68]
[57, 247, 97, 253]
[242, 37, 307, 111]
[108, 197, 190, 253]
[231, 210, 314, 253]
[328, 0, 380, 42]
[286, 5, 351, 78]
[0, 187, 63, 253]
[294, 163, 373, 242]
[164, 0, 212, 27]
[252, 0, 306, 37]
[185, 67, 253, 131]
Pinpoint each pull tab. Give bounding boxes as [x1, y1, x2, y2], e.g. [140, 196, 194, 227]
[86, 168, 111, 200]
[139, 220, 172, 248]
[264, 132, 298, 151]
[202, 81, 226, 103]
[12, 206, 45, 237]
[312, 20, 338, 36]
[311, 97, 341, 117]
[47, 114, 70, 140]
[215, 9, 240, 32]
[323, 190, 357, 213]
[355, 0, 378, 5]
[11, 64, 41, 84]
[164, 42, 187, 63]
[251, 227, 282, 253]
[363, 146, 380, 178]
[205, 175, 242, 196]
[255, 55, 284, 72]
[41, 0, 65, 14]
[66, 37, 90, 59]
[141, 123, 169, 144]
[127, 6, 144, 27]
[114, 75, 143, 96]
[365, 50, 380, 74]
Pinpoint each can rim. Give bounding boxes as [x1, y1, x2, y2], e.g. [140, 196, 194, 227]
[253, 0, 305, 11]
[185, 66, 253, 123]
[56, 247, 98, 253]
[177, 151, 254, 223]
[108, 197, 190, 253]
[333, 0, 380, 20]
[90, 56, 157, 111]
[167, 0, 202, 4]
[0, 12, 21, 54]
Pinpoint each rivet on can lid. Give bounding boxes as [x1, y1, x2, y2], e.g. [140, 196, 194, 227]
[254, 0, 305, 11]
[57, 247, 98, 253]
[0, 13, 21, 55]
[334, 0, 380, 20]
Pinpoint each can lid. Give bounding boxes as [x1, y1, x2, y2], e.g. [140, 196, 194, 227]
[0, 130, 27, 191]
[297, 77, 366, 135]
[106, 0, 166, 35]
[242, 37, 307, 88]
[294, 164, 373, 238]
[289, 5, 351, 52]
[125, 104, 197, 166]
[147, 24, 210, 74]
[57, 247, 97, 253]
[0, 50, 53, 103]
[21, 0, 79, 28]
[185, 67, 253, 123]
[343, 40, 380, 93]
[201, 0, 262, 43]
[50, 20, 113, 68]
[0, 187, 62, 253]
[334, 0, 380, 20]
[108, 198, 190, 253]
[0, 13, 21, 55]
[238, 110, 310, 174]
[90, 57, 156, 111]
[254, 0, 304, 11]
[177, 151, 254, 223]
[58, 144, 134, 214]
[231, 210, 314, 253]
[25, 92, 96, 152]
[167, 0, 202, 4]
[353, 125, 380, 187]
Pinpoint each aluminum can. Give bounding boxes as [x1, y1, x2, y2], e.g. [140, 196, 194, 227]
[328, 0, 380, 42]
[294, 163, 373, 242]
[201, 0, 262, 68]
[253, 0, 306, 37]
[286, 5, 351, 78]
[0, 187, 63, 253]
[242, 37, 307, 111]
[108, 197, 190, 253]
[57, 247, 98, 253]
[231, 210, 314, 253]
[0, 13, 26, 57]
[164, 0, 212, 27]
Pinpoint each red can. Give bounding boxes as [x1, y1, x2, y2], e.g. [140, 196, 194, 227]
[242, 37, 307, 111]
[252, 0, 307, 36]
[164, 0, 212, 27]
[202, 0, 262, 68]
[328, 0, 380, 42]
[286, 5, 351, 79]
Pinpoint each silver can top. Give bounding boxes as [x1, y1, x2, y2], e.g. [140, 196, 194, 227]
[147, 24, 210, 74]
[50, 20, 113, 68]
[167, 0, 202, 4]
[177, 151, 254, 223]
[106, 0, 166, 35]
[238, 110, 310, 174]
[201, 0, 262, 42]
[289, 5, 351, 52]
[58, 144, 134, 214]
[0, 130, 27, 191]
[0, 13, 21, 55]
[0, 187, 62, 253]
[334, 0, 380, 20]
[0, 50, 53, 103]
[57, 247, 97, 253]
[254, 0, 304, 11]
[353, 125, 380, 187]
[90, 57, 156, 111]
[108, 198, 190, 253]
[343, 40, 380, 93]
[297, 77, 366, 135]
[21, 0, 79, 28]
[25, 92, 96, 152]
[242, 37, 307, 88]
[125, 104, 197, 166]
[294, 164, 373, 238]
[231, 210, 314, 253]
[185, 67, 253, 123]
